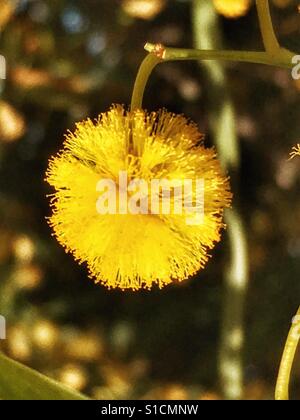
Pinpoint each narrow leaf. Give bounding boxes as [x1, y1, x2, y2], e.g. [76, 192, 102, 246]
[0, 352, 90, 400]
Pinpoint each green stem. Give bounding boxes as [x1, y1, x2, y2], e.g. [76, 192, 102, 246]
[130, 43, 295, 110]
[275, 307, 300, 400]
[162, 47, 293, 69]
[130, 53, 162, 111]
[256, 0, 280, 54]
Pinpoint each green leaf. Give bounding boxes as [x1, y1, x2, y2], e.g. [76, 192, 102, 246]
[0, 352, 90, 400]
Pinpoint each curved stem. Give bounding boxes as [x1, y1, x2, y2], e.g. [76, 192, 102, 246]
[256, 0, 280, 54]
[131, 43, 295, 110]
[131, 41, 296, 110]
[130, 53, 162, 111]
[275, 306, 300, 400]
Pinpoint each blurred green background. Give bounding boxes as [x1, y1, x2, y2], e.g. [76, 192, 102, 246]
[0, 0, 299, 400]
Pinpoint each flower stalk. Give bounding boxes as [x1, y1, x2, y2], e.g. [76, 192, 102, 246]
[131, 0, 297, 111]
[256, 0, 280, 54]
[149, 44, 294, 68]
[275, 307, 300, 400]
[130, 52, 162, 110]
[131, 39, 295, 111]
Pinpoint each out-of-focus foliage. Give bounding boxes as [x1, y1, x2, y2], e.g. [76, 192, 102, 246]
[0, 0, 299, 400]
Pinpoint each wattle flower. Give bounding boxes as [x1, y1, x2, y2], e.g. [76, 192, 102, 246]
[46, 105, 232, 290]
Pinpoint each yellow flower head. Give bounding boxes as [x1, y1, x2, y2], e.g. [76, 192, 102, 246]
[46, 105, 232, 290]
[213, 0, 251, 18]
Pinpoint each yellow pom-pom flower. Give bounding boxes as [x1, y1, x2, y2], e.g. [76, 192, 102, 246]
[213, 0, 251, 18]
[46, 105, 232, 290]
